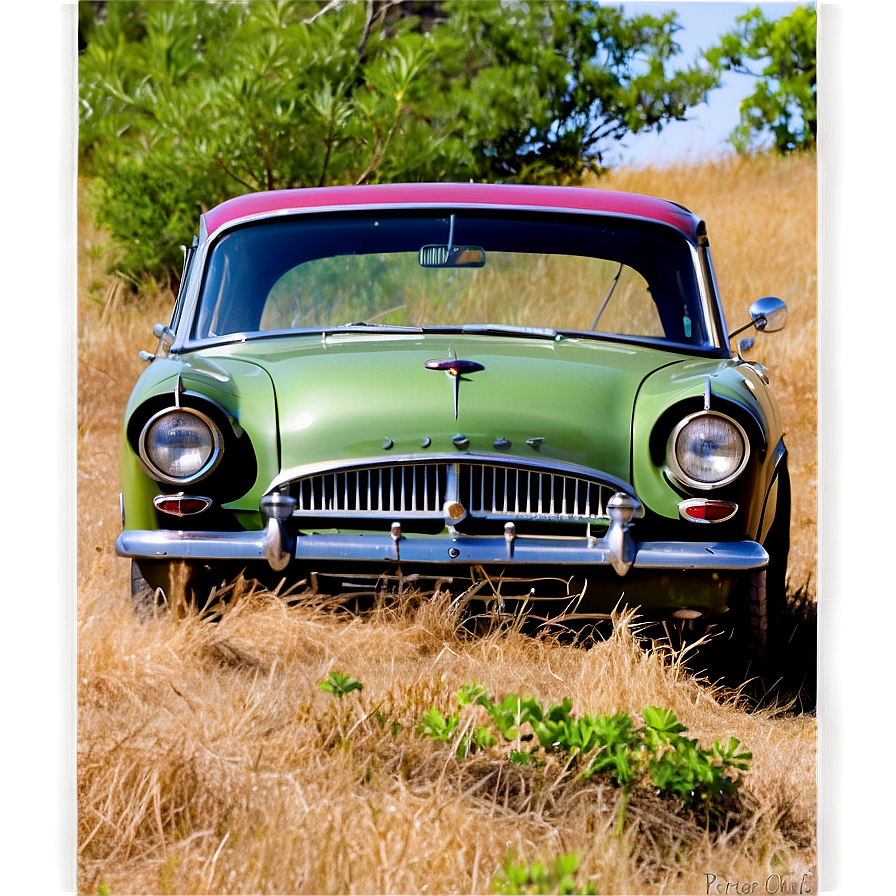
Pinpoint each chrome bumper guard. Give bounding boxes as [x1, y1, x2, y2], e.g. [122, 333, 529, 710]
[116, 491, 769, 574]
[116, 528, 769, 571]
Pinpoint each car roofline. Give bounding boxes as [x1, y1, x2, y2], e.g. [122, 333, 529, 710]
[200, 184, 704, 243]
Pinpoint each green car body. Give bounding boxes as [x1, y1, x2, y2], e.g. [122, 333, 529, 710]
[116, 183, 789, 646]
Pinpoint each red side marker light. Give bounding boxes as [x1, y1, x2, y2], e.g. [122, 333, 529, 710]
[679, 499, 737, 523]
[153, 494, 212, 517]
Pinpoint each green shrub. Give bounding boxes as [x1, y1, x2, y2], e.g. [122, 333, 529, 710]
[421, 683, 752, 827]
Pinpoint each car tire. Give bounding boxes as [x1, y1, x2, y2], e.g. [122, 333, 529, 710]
[739, 465, 790, 683]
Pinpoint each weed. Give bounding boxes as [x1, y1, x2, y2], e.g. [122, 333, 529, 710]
[417, 706, 459, 742]
[421, 683, 752, 829]
[319, 671, 363, 697]
[492, 852, 595, 895]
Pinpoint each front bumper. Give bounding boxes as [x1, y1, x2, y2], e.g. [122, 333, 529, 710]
[115, 527, 768, 572]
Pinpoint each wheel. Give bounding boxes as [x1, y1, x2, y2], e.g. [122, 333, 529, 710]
[739, 465, 791, 683]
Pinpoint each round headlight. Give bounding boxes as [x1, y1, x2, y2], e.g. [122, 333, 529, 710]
[667, 412, 749, 489]
[139, 408, 223, 483]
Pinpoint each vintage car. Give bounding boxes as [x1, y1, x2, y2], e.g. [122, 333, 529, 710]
[115, 182, 789, 672]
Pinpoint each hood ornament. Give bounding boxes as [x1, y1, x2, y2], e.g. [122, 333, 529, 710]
[425, 358, 484, 419]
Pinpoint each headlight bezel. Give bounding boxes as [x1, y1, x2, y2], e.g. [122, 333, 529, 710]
[666, 410, 750, 490]
[138, 406, 224, 485]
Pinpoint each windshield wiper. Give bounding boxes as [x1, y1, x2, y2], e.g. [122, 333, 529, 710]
[325, 322, 424, 334]
[458, 324, 558, 340]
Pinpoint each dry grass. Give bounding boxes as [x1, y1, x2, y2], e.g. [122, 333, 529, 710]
[78, 153, 817, 894]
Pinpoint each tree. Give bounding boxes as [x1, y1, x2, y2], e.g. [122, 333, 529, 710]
[705, 5, 816, 155]
[404, 1, 718, 182]
[79, 0, 720, 282]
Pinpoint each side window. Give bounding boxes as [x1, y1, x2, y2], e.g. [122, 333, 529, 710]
[586, 264, 665, 338]
[170, 236, 198, 333]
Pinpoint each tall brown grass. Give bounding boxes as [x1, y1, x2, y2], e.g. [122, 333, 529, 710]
[78, 153, 817, 894]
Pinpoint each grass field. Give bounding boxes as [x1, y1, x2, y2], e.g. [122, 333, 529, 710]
[77, 152, 817, 895]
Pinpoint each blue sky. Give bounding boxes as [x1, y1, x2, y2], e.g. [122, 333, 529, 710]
[605, 1, 804, 167]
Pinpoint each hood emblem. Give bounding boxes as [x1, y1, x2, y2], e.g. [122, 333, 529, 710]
[425, 358, 484, 419]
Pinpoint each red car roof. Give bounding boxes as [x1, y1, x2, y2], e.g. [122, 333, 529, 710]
[202, 182, 703, 242]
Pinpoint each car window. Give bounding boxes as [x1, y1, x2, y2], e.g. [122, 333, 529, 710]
[195, 210, 707, 347]
[259, 252, 665, 339]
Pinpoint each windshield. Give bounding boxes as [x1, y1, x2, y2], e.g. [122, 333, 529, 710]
[193, 209, 710, 348]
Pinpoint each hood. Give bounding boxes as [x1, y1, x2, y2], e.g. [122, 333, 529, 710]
[198, 332, 689, 483]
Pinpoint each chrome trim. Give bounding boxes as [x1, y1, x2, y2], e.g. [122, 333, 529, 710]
[116, 528, 769, 572]
[606, 492, 644, 575]
[137, 406, 224, 486]
[273, 454, 633, 526]
[700, 245, 729, 354]
[504, 521, 516, 558]
[666, 411, 750, 491]
[260, 493, 296, 571]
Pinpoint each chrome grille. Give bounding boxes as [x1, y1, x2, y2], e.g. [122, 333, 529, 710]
[287, 461, 617, 524]
[291, 465, 445, 517]
[460, 464, 609, 522]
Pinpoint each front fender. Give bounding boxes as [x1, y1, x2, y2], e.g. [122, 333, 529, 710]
[120, 355, 279, 531]
[632, 358, 784, 538]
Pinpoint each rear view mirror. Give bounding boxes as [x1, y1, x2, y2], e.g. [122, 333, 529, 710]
[419, 245, 486, 268]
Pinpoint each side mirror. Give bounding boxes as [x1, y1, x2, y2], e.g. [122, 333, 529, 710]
[153, 323, 176, 346]
[728, 296, 788, 341]
[749, 296, 788, 332]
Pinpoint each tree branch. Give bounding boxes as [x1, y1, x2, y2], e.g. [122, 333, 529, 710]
[212, 158, 259, 192]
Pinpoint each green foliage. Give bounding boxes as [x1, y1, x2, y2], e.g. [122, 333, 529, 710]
[418, 1, 717, 183]
[416, 706, 459, 742]
[705, 5, 816, 154]
[79, 0, 720, 282]
[492, 852, 595, 895]
[640, 706, 752, 813]
[318, 671, 363, 697]
[419, 684, 752, 826]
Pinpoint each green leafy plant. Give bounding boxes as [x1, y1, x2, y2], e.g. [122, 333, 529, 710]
[640, 706, 752, 815]
[492, 852, 595, 895]
[419, 684, 752, 829]
[417, 707, 459, 742]
[318, 671, 363, 698]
